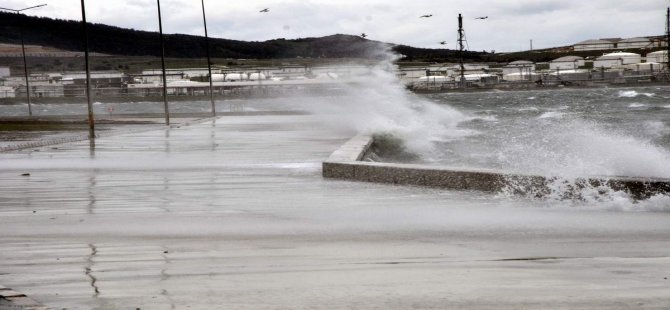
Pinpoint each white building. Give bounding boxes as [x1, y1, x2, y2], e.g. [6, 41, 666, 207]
[418, 76, 452, 83]
[550, 56, 585, 70]
[502, 60, 535, 80]
[646, 50, 668, 64]
[622, 63, 663, 71]
[617, 37, 652, 50]
[142, 68, 223, 79]
[0, 86, 15, 98]
[62, 71, 124, 81]
[574, 39, 615, 51]
[593, 52, 641, 69]
[503, 72, 539, 81]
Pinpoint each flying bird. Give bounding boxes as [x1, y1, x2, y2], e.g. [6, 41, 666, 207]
[259, 8, 269, 13]
[475, 16, 488, 19]
[360, 33, 367, 38]
[420, 14, 432, 18]
[439, 41, 447, 45]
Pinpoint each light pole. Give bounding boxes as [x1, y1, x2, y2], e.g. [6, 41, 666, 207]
[157, 0, 170, 125]
[79, 0, 95, 139]
[0, 4, 47, 117]
[201, 0, 215, 116]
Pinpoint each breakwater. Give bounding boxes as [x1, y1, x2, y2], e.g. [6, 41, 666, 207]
[323, 135, 670, 200]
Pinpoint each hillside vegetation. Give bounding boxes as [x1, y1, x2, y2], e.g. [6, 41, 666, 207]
[2, 12, 662, 65]
[0, 11, 486, 62]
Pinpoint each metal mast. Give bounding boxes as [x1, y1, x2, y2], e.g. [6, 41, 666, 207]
[201, 0, 215, 116]
[157, 0, 170, 125]
[80, 0, 94, 139]
[666, 8, 669, 71]
[458, 14, 465, 88]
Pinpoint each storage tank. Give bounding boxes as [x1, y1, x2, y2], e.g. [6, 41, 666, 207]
[646, 50, 668, 64]
[248, 73, 266, 80]
[224, 73, 248, 81]
[593, 52, 641, 68]
[210, 74, 225, 82]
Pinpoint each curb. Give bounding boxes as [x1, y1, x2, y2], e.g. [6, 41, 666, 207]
[0, 285, 47, 310]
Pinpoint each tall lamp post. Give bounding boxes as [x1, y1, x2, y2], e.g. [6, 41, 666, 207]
[157, 0, 170, 125]
[79, 0, 95, 139]
[201, 0, 215, 116]
[0, 4, 47, 117]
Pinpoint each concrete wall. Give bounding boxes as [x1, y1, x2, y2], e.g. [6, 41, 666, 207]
[323, 134, 670, 200]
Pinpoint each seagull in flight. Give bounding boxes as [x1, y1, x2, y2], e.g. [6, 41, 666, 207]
[259, 8, 269, 13]
[475, 16, 488, 19]
[420, 14, 432, 18]
[360, 33, 367, 38]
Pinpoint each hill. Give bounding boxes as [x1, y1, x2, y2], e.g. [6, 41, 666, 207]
[0, 11, 486, 62]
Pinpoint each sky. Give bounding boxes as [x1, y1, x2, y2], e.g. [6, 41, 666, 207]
[2, 0, 669, 52]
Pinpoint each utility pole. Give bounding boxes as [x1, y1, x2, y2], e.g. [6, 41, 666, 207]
[530, 39, 533, 51]
[157, 0, 170, 125]
[0, 4, 46, 117]
[458, 14, 465, 88]
[80, 0, 94, 139]
[19, 15, 32, 116]
[666, 8, 669, 72]
[201, 0, 215, 116]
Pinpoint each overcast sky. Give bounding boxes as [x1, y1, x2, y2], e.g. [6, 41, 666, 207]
[3, 0, 669, 52]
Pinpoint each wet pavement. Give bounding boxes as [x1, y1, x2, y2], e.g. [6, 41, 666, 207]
[1, 114, 670, 309]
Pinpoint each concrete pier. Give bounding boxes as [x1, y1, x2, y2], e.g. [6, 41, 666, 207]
[323, 134, 670, 200]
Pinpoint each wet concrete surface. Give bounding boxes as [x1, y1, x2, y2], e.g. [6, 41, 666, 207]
[1, 114, 670, 309]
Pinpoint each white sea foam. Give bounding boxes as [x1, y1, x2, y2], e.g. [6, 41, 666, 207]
[642, 121, 668, 138]
[517, 106, 539, 112]
[287, 47, 469, 157]
[496, 118, 670, 178]
[618, 90, 655, 98]
[538, 111, 563, 119]
[627, 103, 647, 108]
[468, 115, 498, 122]
[500, 176, 670, 211]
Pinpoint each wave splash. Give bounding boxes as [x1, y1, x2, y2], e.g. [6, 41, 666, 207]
[500, 176, 670, 211]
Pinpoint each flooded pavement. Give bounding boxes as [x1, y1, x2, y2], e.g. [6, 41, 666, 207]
[1, 114, 670, 309]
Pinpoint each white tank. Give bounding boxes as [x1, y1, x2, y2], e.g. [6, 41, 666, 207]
[210, 74, 225, 82]
[248, 73, 266, 80]
[224, 73, 248, 81]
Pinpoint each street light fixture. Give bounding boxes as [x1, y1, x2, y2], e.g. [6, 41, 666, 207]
[0, 4, 47, 117]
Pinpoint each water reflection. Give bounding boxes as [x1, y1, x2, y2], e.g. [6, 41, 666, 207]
[160, 246, 176, 309]
[87, 175, 96, 214]
[89, 138, 96, 158]
[85, 243, 100, 297]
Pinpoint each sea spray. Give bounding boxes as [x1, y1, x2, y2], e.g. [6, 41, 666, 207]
[285, 47, 469, 159]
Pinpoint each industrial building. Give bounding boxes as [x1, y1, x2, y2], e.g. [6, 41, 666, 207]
[573, 39, 616, 51]
[0, 86, 14, 98]
[593, 52, 642, 69]
[550, 56, 586, 70]
[502, 60, 535, 81]
[646, 50, 668, 64]
[617, 37, 653, 49]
